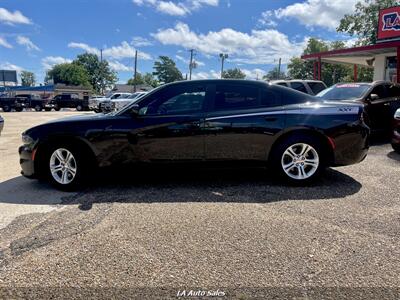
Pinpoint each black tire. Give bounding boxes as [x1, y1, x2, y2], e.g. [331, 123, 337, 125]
[76, 104, 83, 111]
[15, 107, 23, 112]
[54, 105, 61, 111]
[2, 105, 11, 112]
[43, 143, 90, 191]
[270, 134, 326, 185]
[392, 143, 400, 153]
[34, 105, 42, 112]
[44, 108, 51, 111]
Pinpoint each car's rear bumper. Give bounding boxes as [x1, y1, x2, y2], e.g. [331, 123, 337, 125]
[332, 122, 369, 166]
[391, 118, 400, 145]
[19, 145, 36, 178]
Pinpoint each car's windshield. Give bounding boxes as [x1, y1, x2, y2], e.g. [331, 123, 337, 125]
[316, 83, 370, 100]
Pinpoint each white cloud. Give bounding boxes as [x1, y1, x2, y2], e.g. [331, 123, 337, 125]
[272, 0, 358, 31]
[0, 62, 24, 72]
[41, 56, 72, 70]
[153, 22, 307, 64]
[132, 36, 153, 47]
[103, 41, 152, 60]
[16, 36, 40, 51]
[191, 70, 220, 79]
[258, 11, 277, 27]
[0, 37, 12, 48]
[241, 68, 266, 80]
[157, 1, 188, 16]
[68, 42, 100, 55]
[132, 0, 218, 16]
[108, 61, 133, 72]
[0, 8, 31, 25]
[68, 41, 152, 60]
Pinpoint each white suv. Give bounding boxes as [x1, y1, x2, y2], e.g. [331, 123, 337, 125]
[89, 93, 132, 112]
[270, 80, 327, 95]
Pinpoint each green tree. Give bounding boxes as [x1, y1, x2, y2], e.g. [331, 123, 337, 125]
[153, 56, 183, 83]
[337, 0, 399, 45]
[263, 67, 286, 80]
[127, 73, 145, 85]
[46, 63, 91, 87]
[20, 71, 35, 86]
[73, 53, 117, 93]
[222, 68, 246, 79]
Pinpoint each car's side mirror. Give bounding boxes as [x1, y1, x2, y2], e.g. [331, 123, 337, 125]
[369, 93, 379, 101]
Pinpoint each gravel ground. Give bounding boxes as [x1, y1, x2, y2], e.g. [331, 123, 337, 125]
[0, 111, 399, 299]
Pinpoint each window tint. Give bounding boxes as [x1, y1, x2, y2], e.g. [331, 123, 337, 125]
[387, 85, 400, 97]
[276, 82, 288, 87]
[214, 84, 258, 111]
[370, 85, 386, 99]
[145, 85, 206, 115]
[308, 82, 326, 94]
[261, 89, 280, 107]
[290, 82, 308, 93]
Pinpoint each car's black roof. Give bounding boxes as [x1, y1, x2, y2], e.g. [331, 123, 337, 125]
[163, 79, 270, 88]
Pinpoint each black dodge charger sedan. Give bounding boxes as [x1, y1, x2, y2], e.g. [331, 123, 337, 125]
[19, 80, 369, 189]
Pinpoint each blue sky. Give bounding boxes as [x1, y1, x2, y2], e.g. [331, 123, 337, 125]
[0, 0, 358, 84]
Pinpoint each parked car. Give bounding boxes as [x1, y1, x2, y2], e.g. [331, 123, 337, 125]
[0, 115, 3, 135]
[0, 97, 25, 112]
[317, 81, 400, 134]
[270, 80, 327, 95]
[392, 108, 400, 153]
[16, 94, 49, 111]
[101, 92, 148, 112]
[45, 94, 89, 111]
[19, 79, 369, 190]
[89, 93, 132, 112]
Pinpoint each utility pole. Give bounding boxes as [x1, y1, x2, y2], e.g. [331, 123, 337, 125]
[134, 50, 138, 92]
[100, 49, 104, 95]
[277, 57, 281, 80]
[189, 49, 194, 80]
[219, 53, 228, 79]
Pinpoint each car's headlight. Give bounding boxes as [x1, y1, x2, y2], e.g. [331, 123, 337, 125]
[22, 133, 34, 145]
[395, 109, 400, 119]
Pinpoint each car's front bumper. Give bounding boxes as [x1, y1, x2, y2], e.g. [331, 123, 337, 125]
[332, 122, 369, 166]
[19, 145, 36, 178]
[391, 118, 400, 146]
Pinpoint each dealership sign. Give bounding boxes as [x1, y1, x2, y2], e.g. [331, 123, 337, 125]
[378, 6, 400, 41]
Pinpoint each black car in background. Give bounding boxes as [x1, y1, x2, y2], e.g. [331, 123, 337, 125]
[45, 94, 89, 111]
[19, 80, 369, 190]
[16, 94, 49, 111]
[317, 81, 400, 134]
[0, 96, 25, 112]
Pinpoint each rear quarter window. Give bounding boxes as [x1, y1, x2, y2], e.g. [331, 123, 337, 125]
[290, 82, 308, 94]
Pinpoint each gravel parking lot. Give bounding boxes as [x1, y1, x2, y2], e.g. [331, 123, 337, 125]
[0, 111, 399, 299]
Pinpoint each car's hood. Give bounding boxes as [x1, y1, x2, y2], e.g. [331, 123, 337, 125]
[45, 113, 110, 124]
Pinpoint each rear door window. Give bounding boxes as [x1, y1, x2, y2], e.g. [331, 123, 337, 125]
[290, 82, 308, 94]
[214, 84, 259, 111]
[308, 82, 326, 94]
[261, 89, 281, 107]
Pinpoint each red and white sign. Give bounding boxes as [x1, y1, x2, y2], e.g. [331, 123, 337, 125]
[378, 6, 400, 41]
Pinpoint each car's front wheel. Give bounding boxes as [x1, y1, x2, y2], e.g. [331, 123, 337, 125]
[45, 145, 86, 190]
[271, 135, 325, 184]
[34, 105, 42, 112]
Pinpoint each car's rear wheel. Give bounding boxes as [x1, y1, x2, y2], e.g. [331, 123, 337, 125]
[2, 105, 11, 112]
[392, 143, 400, 153]
[271, 135, 325, 184]
[45, 145, 87, 190]
[76, 104, 83, 111]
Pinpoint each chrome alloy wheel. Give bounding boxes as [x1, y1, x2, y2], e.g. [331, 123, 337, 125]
[281, 143, 319, 180]
[49, 148, 77, 184]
